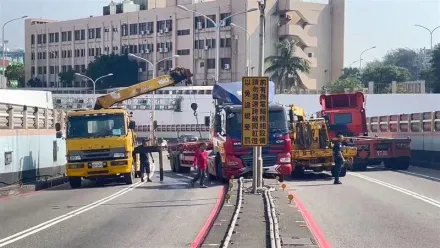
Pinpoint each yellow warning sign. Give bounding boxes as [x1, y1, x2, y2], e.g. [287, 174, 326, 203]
[241, 77, 269, 147]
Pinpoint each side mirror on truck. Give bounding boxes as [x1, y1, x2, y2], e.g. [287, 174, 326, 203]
[214, 114, 222, 133]
[129, 121, 136, 130]
[204, 116, 210, 127]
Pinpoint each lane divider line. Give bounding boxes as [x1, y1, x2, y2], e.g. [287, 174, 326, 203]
[0, 180, 145, 247]
[349, 172, 440, 208]
[191, 185, 227, 248]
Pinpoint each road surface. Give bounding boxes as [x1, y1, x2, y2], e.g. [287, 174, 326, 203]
[0, 153, 222, 248]
[286, 165, 440, 248]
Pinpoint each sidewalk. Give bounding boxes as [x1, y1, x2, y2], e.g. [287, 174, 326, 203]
[0, 176, 68, 198]
[203, 178, 318, 247]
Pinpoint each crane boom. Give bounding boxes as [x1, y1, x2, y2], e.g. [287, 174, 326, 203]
[94, 67, 193, 110]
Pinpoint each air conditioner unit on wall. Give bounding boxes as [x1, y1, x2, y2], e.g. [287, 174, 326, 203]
[145, 49, 150, 54]
[146, 30, 150, 34]
[165, 27, 169, 33]
[160, 29, 164, 34]
[163, 47, 169, 53]
[204, 46, 209, 50]
[197, 22, 203, 30]
[159, 48, 164, 53]
[224, 64, 230, 70]
[140, 31, 145, 35]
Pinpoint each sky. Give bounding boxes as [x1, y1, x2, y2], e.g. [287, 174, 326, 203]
[1, 0, 440, 67]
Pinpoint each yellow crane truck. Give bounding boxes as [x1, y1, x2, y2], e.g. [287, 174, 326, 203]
[55, 68, 193, 188]
[288, 105, 357, 178]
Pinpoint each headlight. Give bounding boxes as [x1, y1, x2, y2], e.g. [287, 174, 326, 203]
[69, 155, 81, 161]
[280, 157, 291, 163]
[113, 152, 128, 158]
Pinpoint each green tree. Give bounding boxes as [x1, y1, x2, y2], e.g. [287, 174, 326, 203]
[4, 63, 25, 87]
[339, 67, 361, 80]
[58, 69, 76, 87]
[382, 48, 421, 80]
[428, 43, 440, 92]
[265, 39, 311, 90]
[86, 54, 139, 89]
[322, 77, 364, 94]
[361, 65, 411, 85]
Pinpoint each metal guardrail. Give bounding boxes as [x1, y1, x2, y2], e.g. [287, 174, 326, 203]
[0, 103, 66, 130]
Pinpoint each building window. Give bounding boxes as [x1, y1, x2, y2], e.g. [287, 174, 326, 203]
[220, 38, 232, 48]
[194, 16, 205, 29]
[157, 60, 172, 71]
[88, 28, 95, 39]
[31, 34, 35, 45]
[31, 52, 35, 60]
[42, 52, 46, 59]
[95, 28, 101, 38]
[67, 50, 72, 57]
[81, 65, 86, 73]
[221, 58, 231, 69]
[75, 65, 80, 72]
[68, 31, 72, 41]
[88, 48, 95, 57]
[130, 23, 137, 35]
[81, 29, 85, 40]
[81, 49, 85, 57]
[49, 33, 55, 43]
[206, 39, 216, 48]
[147, 22, 154, 33]
[308, 53, 313, 58]
[50, 66, 55, 74]
[74, 30, 80, 40]
[220, 13, 232, 26]
[177, 29, 190, 36]
[43, 66, 47, 74]
[194, 40, 205, 49]
[121, 24, 128, 36]
[207, 59, 215, 69]
[95, 47, 101, 56]
[206, 15, 216, 28]
[177, 49, 190, 56]
[62, 65, 67, 73]
[139, 23, 147, 32]
[42, 34, 47, 44]
[38, 66, 42, 74]
[55, 32, 59, 42]
[129, 45, 137, 54]
[31, 66, 35, 75]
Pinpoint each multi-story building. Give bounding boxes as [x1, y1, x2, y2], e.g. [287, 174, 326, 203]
[24, 0, 345, 89]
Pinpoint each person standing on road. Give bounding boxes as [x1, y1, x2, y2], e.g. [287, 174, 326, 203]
[332, 134, 345, 185]
[190, 143, 208, 188]
[133, 138, 155, 182]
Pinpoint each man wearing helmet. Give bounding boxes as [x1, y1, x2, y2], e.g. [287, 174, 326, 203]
[133, 138, 155, 182]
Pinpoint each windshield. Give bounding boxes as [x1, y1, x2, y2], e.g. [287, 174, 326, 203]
[67, 114, 126, 139]
[333, 113, 353, 125]
[227, 110, 288, 136]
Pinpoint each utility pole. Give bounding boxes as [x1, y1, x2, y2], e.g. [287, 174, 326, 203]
[257, 0, 266, 189]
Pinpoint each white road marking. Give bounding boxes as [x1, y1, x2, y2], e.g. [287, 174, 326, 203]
[398, 170, 440, 182]
[176, 173, 194, 180]
[349, 172, 440, 208]
[0, 179, 145, 247]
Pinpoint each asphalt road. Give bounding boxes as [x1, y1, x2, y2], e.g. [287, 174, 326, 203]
[285, 165, 440, 248]
[0, 153, 222, 248]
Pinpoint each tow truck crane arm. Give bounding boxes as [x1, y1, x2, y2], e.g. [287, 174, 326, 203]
[93, 67, 193, 110]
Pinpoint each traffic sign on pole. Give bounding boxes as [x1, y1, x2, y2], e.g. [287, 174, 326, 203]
[241, 76, 269, 146]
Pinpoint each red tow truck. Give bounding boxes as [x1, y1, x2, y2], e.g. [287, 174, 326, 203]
[319, 92, 411, 171]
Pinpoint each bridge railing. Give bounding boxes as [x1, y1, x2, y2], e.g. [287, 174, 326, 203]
[0, 103, 66, 130]
[367, 111, 440, 133]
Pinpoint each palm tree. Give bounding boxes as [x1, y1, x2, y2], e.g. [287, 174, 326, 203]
[265, 39, 311, 91]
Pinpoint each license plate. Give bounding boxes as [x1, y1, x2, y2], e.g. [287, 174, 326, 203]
[91, 162, 104, 168]
[377, 151, 388, 156]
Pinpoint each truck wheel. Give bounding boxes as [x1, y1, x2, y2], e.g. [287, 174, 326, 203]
[215, 155, 225, 183]
[291, 166, 305, 178]
[389, 157, 410, 170]
[339, 167, 347, 177]
[69, 177, 82, 189]
[351, 162, 367, 171]
[278, 174, 285, 182]
[398, 157, 410, 170]
[124, 165, 135, 185]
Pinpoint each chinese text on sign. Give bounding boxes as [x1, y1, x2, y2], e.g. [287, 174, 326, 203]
[241, 77, 269, 146]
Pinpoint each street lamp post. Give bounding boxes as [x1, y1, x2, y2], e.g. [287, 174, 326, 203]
[74, 73, 113, 95]
[1, 15, 28, 86]
[348, 59, 362, 68]
[359, 46, 376, 69]
[414, 24, 440, 51]
[128, 53, 179, 144]
[177, 5, 257, 83]
[231, 23, 252, 76]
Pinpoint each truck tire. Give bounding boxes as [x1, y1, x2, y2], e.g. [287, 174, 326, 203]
[124, 164, 135, 185]
[215, 154, 225, 183]
[398, 157, 410, 170]
[351, 162, 367, 171]
[278, 174, 285, 182]
[339, 167, 347, 177]
[69, 177, 82, 189]
[291, 165, 305, 178]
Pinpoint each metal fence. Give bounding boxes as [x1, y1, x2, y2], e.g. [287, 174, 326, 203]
[369, 81, 425, 94]
[0, 103, 66, 130]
